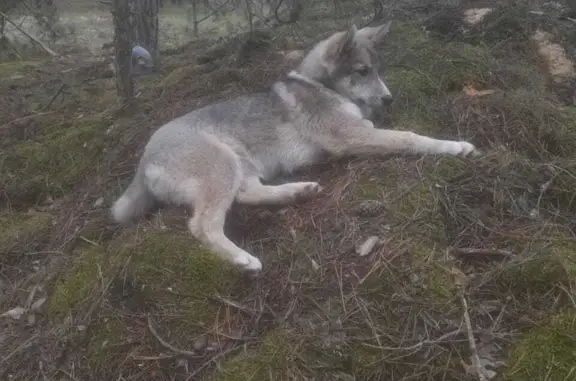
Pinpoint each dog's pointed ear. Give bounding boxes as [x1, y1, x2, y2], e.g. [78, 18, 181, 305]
[357, 20, 392, 45]
[325, 24, 357, 62]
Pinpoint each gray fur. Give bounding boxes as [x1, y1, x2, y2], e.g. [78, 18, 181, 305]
[112, 22, 478, 273]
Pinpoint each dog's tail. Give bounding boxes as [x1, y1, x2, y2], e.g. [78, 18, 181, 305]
[111, 171, 154, 225]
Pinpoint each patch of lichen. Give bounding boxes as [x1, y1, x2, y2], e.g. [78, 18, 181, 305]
[1, 117, 107, 205]
[0, 212, 53, 253]
[503, 311, 576, 381]
[214, 330, 292, 381]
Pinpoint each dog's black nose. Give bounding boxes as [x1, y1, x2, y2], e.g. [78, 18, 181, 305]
[381, 96, 393, 106]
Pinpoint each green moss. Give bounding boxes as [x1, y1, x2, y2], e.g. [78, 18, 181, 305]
[0, 212, 53, 252]
[386, 22, 491, 91]
[503, 311, 576, 381]
[215, 331, 291, 381]
[499, 232, 576, 295]
[355, 182, 386, 200]
[411, 244, 457, 300]
[0, 60, 45, 77]
[86, 317, 125, 370]
[48, 247, 107, 318]
[49, 230, 239, 322]
[2, 117, 107, 203]
[354, 345, 381, 374]
[548, 234, 576, 280]
[119, 230, 237, 301]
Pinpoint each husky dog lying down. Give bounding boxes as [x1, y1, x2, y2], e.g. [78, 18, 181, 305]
[111, 21, 478, 273]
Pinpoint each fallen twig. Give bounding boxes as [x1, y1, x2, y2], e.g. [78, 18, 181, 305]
[43, 83, 66, 110]
[184, 345, 242, 381]
[453, 248, 514, 258]
[147, 316, 199, 358]
[0, 10, 57, 56]
[0, 112, 55, 130]
[131, 353, 178, 361]
[212, 293, 257, 315]
[460, 294, 488, 381]
[361, 328, 465, 351]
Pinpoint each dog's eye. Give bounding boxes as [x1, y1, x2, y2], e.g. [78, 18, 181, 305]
[356, 67, 370, 77]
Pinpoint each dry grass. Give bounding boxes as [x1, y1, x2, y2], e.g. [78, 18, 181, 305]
[1, 1, 576, 381]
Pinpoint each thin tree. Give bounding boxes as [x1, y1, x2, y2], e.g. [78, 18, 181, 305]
[112, 0, 134, 104]
[135, 0, 159, 61]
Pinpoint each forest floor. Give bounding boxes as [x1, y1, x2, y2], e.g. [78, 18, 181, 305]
[1, 1, 576, 380]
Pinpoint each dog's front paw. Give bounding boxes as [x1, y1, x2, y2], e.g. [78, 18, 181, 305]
[446, 141, 480, 157]
[293, 182, 324, 201]
[234, 252, 263, 275]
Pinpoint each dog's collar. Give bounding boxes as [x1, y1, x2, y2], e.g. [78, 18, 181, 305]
[286, 71, 325, 88]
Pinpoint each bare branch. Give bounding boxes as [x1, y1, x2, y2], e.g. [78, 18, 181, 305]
[0, 10, 57, 56]
[147, 316, 201, 357]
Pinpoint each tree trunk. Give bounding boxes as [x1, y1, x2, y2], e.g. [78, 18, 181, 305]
[134, 0, 159, 60]
[191, 0, 198, 36]
[112, 0, 134, 104]
[245, 0, 253, 33]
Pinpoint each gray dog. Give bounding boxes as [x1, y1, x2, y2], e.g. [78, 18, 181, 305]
[112, 22, 478, 273]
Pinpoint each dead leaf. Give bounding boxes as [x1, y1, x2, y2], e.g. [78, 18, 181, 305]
[449, 267, 470, 287]
[31, 297, 47, 312]
[464, 86, 495, 97]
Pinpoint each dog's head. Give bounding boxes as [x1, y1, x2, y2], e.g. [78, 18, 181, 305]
[297, 22, 393, 119]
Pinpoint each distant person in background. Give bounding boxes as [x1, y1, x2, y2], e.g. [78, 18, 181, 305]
[131, 44, 156, 76]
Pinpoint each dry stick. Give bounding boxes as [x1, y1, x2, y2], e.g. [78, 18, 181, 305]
[0, 11, 57, 57]
[361, 328, 465, 351]
[0, 112, 55, 130]
[147, 316, 199, 358]
[184, 345, 243, 381]
[212, 293, 257, 315]
[43, 83, 66, 110]
[453, 248, 514, 257]
[460, 294, 488, 381]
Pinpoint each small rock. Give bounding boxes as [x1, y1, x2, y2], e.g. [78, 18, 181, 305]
[193, 336, 208, 352]
[93, 197, 104, 208]
[2, 306, 26, 320]
[409, 273, 420, 284]
[463, 8, 493, 25]
[355, 236, 381, 257]
[310, 258, 320, 271]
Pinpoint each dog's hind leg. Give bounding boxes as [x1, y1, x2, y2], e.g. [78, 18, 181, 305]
[186, 171, 263, 273]
[235, 176, 323, 206]
[145, 146, 262, 273]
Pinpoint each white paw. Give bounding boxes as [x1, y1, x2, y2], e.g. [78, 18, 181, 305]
[234, 252, 263, 273]
[295, 182, 323, 200]
[445, 141, 479, 157]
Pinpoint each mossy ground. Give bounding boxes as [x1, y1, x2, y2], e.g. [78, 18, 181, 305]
[503, 311, 576, 381]
[2, 1, 576, 381]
